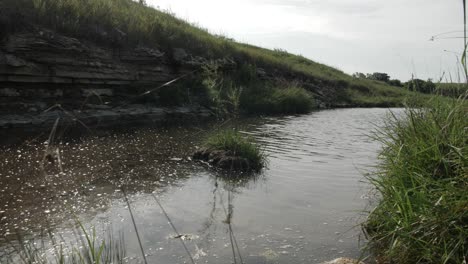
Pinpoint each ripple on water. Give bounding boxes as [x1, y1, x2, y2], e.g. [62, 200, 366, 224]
[0, 108, 402, 263]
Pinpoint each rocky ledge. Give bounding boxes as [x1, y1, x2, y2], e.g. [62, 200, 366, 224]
[193, 148, 254, 171]
[0, 26, 346, 129]
[0, 104, 210, 129]
[0, 28, 226, 128]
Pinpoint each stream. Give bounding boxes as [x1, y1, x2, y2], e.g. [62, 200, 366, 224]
[0, 108, 401, 263]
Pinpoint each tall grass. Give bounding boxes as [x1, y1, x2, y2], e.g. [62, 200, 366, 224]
[4, 224, 126, 264]
[364, 94, 468, 263]
[364, 2, 468, 262]
[437, 82, 468, 97]
[241, 85, 316, 115]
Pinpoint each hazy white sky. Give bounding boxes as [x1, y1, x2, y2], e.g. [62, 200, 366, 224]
[149, 0, 464, 81]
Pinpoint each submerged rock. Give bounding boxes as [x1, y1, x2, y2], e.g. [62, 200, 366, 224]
[193, 148, 251, 171]
[321, 258, 365, 264]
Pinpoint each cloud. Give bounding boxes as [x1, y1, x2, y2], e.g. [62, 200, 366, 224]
[256, 0, 381, 15]
[149, 0, 463, 80]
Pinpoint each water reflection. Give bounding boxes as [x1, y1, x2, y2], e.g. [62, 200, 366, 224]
[0, 127, 199, 240]
[0, 108, 402, 263]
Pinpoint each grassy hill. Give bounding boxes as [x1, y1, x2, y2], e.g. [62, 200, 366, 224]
[0, 0, 411, 114]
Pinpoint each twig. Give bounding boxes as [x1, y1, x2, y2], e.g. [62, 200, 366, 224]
[55, 148, 63, 174]
[122, 187, 148, 264]
[40, 117, 60, 176]
[228, 223, 238, 264]
[219, 189, 244, 264]
[115, 70, 198, 109]
[151, 193, 196, 264]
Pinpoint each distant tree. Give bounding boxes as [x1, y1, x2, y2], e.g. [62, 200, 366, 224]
[273, 48, 289, 57]
[405, 79, 424, 91]
[422, 79, 436, 93]
[368, 72, 390, 82]
[353, 71, 402, 87]
[405, 79, 436, 94]
[388, 79, 403, 87]
[139, 0, 146, 5]
[352, 72, 366, 79]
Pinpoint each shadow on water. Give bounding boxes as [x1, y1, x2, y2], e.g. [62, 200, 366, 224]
[0, 108, 402, 263]
[0, 115, 267, 263]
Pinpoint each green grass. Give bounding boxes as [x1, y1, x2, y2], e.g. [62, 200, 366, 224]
[364, 94, 468, 263]
[4, 224, 126, 264]
[436, 83, 468, 98]
[205, 129, 266, 170]
[241, 85, 316, 114]
[0, 0, 409, 108]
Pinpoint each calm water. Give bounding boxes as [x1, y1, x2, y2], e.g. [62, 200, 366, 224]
[0, 108, 400, 263]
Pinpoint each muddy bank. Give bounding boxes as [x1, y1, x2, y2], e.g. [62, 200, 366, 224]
[193, 148, 252, 171]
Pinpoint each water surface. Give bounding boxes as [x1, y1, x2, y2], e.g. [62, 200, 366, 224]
[0, 108, 399, 263]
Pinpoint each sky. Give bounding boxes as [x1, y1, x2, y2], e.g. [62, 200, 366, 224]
[148, 0, 464, 82]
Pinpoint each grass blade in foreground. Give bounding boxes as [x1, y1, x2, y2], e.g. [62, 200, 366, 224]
[364, 94, 468, 263]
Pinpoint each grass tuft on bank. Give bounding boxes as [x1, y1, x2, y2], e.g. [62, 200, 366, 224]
[205, 129, 266, 170]
[241, 85, 315, 115]
[364, 93, 468, 263]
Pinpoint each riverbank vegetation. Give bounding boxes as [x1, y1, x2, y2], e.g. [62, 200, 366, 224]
[200, 62, 316, 117]
[241, 85, 316, 115]
[437, 82, 468, 97]
[0, 0, 409, 111]
[364, 1, 468, 261]
[196, 129, 266, 171]
[364, 94, 468, 263]
[352, 71, 468, 98]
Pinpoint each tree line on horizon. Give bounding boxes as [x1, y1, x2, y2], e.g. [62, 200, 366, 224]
[352, 72, 439, 94]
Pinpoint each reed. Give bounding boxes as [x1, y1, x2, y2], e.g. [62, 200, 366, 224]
[3, 222, 126, 264]
[364, 94, 468, 263]
[364, 2, 468, 262]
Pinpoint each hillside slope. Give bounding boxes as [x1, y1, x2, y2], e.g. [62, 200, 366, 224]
[0, 0, 410, 127]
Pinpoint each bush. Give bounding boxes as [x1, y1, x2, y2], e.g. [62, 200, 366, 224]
[437, 83, 468, 98]
[201, 69, 243, 118]
[235, 63, 258, 85]
[241, 85, 315, 115]
[364, 94, 468, 263]
[388, 79, 403, 87]
[405, 79, 436, 94]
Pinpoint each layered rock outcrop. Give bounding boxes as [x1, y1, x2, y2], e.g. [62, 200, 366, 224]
[0, 27, 344, 129]
[0, 28, 214, 128]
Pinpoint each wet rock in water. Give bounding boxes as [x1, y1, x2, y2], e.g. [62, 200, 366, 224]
[170, 233, 198, 241]
[321, 258, 365, 264]
[218, 155, 250, 170]
[208, 149, 227, 163]
[192, 148, 211, 160]
[193, 148, 251, 171]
